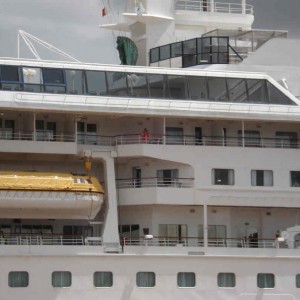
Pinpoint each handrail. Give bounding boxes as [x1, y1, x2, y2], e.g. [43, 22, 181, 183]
[0, 131, 299, 150]
[121, 236, 285, 248]
[0, 234, 102, 246]
[117, 177, 194, 188]
[175, 0, 253, 15]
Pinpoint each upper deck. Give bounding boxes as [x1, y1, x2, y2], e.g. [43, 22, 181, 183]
[0, 58, 299, 122]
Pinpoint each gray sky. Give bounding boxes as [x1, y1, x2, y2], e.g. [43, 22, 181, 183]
[0, 0, 299, 64]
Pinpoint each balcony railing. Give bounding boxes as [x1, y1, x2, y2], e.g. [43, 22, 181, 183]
[175, 0, 253, 15]
[117, 177, 194, 189]
[0, 131, 299, 150]
[0, 234, 102, 246]
[122, 236, 286, 249]
[0, 130, 75, 142]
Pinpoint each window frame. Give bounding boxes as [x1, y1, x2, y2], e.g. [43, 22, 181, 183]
[217, 272, 236, 288]
[257, 273, 275, 289]
[177, 272, 196, 288]
[136, 271, 156, 288]
[212, 168, 234, 185]
[8, 271, 29, 288]
[93, 271, 113, 288]
[52, 271, 72, 288]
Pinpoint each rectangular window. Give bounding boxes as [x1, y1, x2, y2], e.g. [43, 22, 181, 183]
[159, 224, 187, 245]
[94, 272, 113, 287]
[22, 67, 43, 92]
[148, 74, 167, 98]
[291, 171, 300, 187]
[238, 130, 260, 147]
[276, 132, 297, 148]
[177, 272, 195, 287]
[167, 75, 187, 100]
[136, 272, 155, 287]
[257, 273, 275, 288]
[251, 170, 273, 186]
[127, 73, 149, 98]
[207, 77, 228, 102]
[1, 65, 22, 91]
[8, 271, 29, 288]
[157, 169, 179, 186]
[187, 76, 208, 101]
[43, 68, 65, 93]
[212, 169, 234, 185]
[65, 69, 84, 94]
[52, 271, 72, 288]
[218, 273, 235, 287]
[106, 71, 128, 97]
[85, 70, 107, 96]
[118, 224, 140, 242]
[165, 127, 183, 145]
[296, 274, 300, 288]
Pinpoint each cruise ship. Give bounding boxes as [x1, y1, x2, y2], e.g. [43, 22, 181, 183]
[1, 0, 300, 299]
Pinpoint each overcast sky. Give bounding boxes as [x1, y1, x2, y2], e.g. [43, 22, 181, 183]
[0, 0, 299, 64]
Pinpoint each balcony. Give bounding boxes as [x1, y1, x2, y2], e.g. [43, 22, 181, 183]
[175, 0, 253, 15]
[117, 177, 194, 189]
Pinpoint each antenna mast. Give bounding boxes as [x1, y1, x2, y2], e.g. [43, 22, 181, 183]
[17, 30, 80, 62]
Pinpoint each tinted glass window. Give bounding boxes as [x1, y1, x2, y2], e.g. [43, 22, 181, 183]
[52, 271, 72, 287]
[8, 271, 29, 287]
[43, 68, 64, 84]
[227, 78, 247, 102]
[94, 272, 113, 287]
[86, 70, 107, 95]
[187, 76, 208, 100]
[168, 75, 187, 99]
[247, 79, 268, 103]
[1, 66, 20, 82]
[106, 72, 128, 96]
[148, 74, 167, 98]
[150, 48, 159, 63]
[171, 42, 182, 58]
[207, 77, 228, 101]
[267, 81, 295, 105]
[127, 73, 149, 97]
[160, 45, 171, 61]
[65, 69, 84, 94]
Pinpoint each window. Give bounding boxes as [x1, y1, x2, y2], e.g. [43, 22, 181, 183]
[106, 71, 128, 97]
[238, 130, 260, 147]
[177, 272, 195, 287]
[85, 70, 107, 96]
[136, 272, 155, 287]
[21, 225, 52, 234]
[118, 224, 140, 243]
[94, 272, 113, 287]
[65, 69, 84, 94]
[276, 132, 297, 148]
[8, 271, 29, 287]
[291, 171, 300, 187]
[167, 75, 187, 100]
[157, 169, 179, 186]
[52, 271, 72, 288]
[296, 274, 300, 288]
[165, 127, 183, 145]
[0, 65, 22, 91]
[212, 169, 234, 185]
[217, 273, 235, 287]
[257, 273, 275, 288]
[159, 224, 187, 245]
[43, 68, 65, 93]
[187, 76, 208, 101]
[22, 67, 43, 92]
[207, 77, 228, 102]
[198, 225, 227, 246]
[251, 170, 273, 186]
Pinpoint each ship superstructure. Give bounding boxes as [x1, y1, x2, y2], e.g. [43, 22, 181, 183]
[1, 1, 300, 299]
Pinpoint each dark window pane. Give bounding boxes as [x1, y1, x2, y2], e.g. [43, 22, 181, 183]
[257, 273, 275, 288]
[160, 45, 171, 61]
[94, 272, 113, 287]
[43, 68, 64, 84]
[86, 70, 107, 95]
[267, 81, 296, 105]
[213, 169, 234, 185]
[177, 272, 195, 287]
[247, 79, 268, 104]
[207, 77, 228, 101]
[187, 76, 208, 100]
[148, 74, 167, 98]
[1, 66, 20, 82]
[227, 78, 247, 102]
[218, 273, 235, 287]
[150, 48, 159, 63]
[168, 75, 187, 99]
[8, 271, 29, 288]
[291, 171, 300, 187]
[171, 42, 182, 58]
[106, 72, 128, 96]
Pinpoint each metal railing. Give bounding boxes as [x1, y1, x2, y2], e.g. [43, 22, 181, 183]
[117, 177, 194, 189]
[0, 131, 298, 150]
[0, 234, 102, 246]
[175, 0, 253, 14]
[121, 236, 286, 249]
[0, 130, 75, 142]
